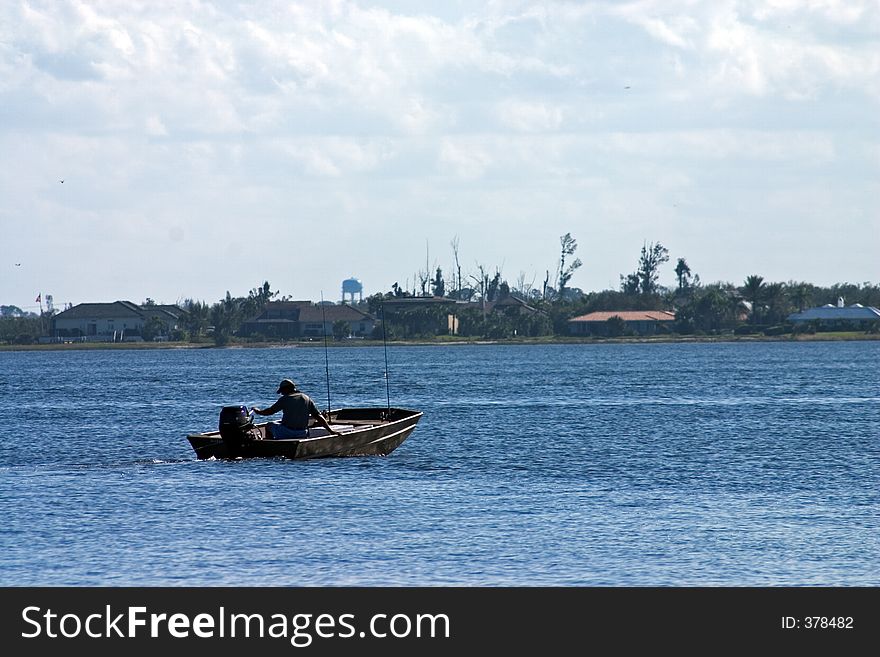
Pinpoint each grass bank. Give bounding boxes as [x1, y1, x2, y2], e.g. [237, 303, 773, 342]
[2, 331, 878, 351]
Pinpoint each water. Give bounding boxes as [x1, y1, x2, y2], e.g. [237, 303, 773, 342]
[1, 342, 878, 586]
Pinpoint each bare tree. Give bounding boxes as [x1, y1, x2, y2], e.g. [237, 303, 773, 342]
[515, 271, 536, 298]
[450, 235, 462, 298]
[469, 264, 490, 318]
[417, 270, 430, 297]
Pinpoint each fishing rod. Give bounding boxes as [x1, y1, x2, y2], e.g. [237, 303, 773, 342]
[320, 292, 332, 415]
[381, 299, 391, 413]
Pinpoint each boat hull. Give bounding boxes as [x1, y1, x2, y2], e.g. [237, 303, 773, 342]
[186, 407, 422, 460]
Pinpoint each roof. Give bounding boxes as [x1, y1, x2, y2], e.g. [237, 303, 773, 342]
[54, 301, 186, 323]
[788, 304, 880, 322]
[149, 304, 186, 317]
[54, 301, 145, 320]
[382, 296, 464, 306]
[487, 295, 541, 313]
[569, 310, 676, 323]
[247, 301, 373, 323]
[296, 304, 374, 322]
[260, 301, 312, 310]
[141, 305, 185, 321]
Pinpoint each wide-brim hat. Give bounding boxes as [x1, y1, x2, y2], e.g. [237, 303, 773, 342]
[276, 379, 297, 393]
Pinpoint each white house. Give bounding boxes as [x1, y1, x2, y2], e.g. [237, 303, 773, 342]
[52, 301, 183, 341]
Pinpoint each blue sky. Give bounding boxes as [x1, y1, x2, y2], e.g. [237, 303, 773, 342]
[2, 0, 878, 311]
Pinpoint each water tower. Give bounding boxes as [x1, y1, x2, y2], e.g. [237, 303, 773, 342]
[342, 277, 363, 304]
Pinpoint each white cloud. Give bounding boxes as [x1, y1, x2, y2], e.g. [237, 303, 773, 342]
[704, 5, 880, 99]
[439, 138, 492, 179]
[145, 115, 167, 136]
[272, 137, 394, 177]
[497, 100, 565, 132]
[0, 0, 876, 307]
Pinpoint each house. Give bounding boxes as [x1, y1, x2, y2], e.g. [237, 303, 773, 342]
[381, 296, 468, 312]
[485, 295, 542, 315]
[239, 301, 375, 338]
[568, 310, 676, 336]
[380, 296, 469, 335]
[298, 303, 375, 338]
[380, 294, 547, 336]
[51, 301, 185, 341]
[787, 303, 880, 328]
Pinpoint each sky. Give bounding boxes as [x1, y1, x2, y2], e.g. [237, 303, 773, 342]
[1, 0, 878, 312]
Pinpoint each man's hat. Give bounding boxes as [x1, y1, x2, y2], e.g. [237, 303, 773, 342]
[276, 379, 297, 393]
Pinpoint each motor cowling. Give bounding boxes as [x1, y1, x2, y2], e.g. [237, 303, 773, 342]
[219, 405, 254, 454]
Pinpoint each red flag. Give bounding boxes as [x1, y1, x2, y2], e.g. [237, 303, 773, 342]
[35, 294, 41, 303]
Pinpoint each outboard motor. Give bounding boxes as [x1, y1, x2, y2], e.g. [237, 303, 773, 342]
[219, 405, 254, 455]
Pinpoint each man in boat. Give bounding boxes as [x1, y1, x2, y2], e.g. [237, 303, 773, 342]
[251, 379, 341, 439]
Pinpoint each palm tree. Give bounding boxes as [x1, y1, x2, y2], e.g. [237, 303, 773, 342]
[694, 286, 729, 332]
[727, 293, 748, 326]
[789, 282, 812, 313]
[211, 292, 242, 346]
[763, 282, 788, 324]
[674, 258, 692, 290]
[181, 299, 210, 340]
[742, 275, 765, 324]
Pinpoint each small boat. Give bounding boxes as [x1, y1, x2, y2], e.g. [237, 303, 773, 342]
[187, 406, 422, 460]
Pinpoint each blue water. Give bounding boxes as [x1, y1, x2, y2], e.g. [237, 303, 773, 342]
[0, 342, 878, 586]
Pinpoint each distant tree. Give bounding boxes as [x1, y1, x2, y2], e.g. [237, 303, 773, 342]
[450, 236, 462, 297]
[788, 282, 812, 313]
[728, 293, 748, 324]
[142, 298, 156, 307]
[694, 287, 730, 332]
[606, 315, 626, 337]
[0, 316, 42, 344]
[333, 320, 350, 339]
[557, 233, 583, 299]
[620, 272, 640, 296]
[181, 299, 210, 341]
[486, 270, 502, 302]
[763, 282, 789, 324]
[636, 241, 669, 296]
[514, 271, 536, 299]
[254, 281, 276, 305]
[366, 292, 391, 315]
[431, 267, 446, 297]
[242, 281, 277, 319]
[483, 312, 514, 339]
[742, 275, 766, 324]
[825, 282, 880, 307]
[583, 289, 645, 312]
[672, 284, 741, 334]
[674, 258, 692, 290]
[456, 307, 485, 337]
[142, 316, 169, 341]
[0, 305, 29, 318]
[211, 292, 241, 346]
[469, 265, 490, 307]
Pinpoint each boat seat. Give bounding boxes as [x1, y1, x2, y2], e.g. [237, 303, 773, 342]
[307, 424, 360, 438]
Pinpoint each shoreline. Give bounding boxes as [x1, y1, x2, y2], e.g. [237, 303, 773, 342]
[2, 332, 878, 351]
